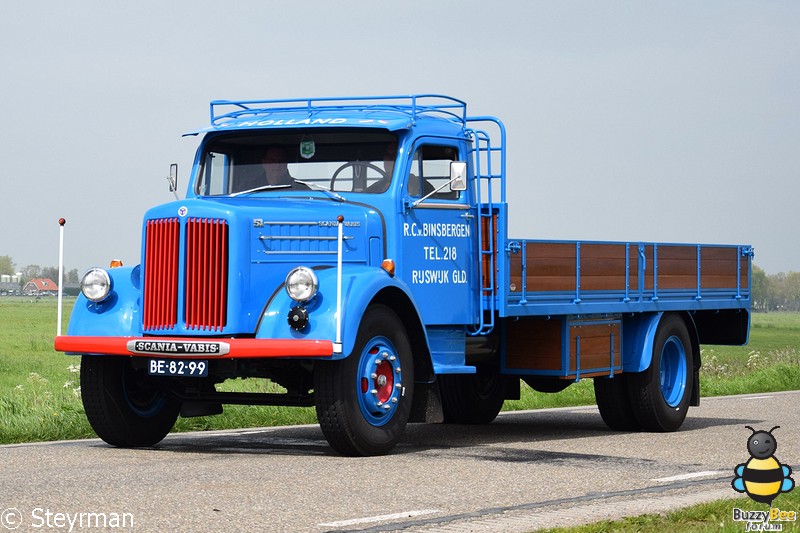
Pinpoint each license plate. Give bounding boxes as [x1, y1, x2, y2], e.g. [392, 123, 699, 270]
[148, 359, 208, 377]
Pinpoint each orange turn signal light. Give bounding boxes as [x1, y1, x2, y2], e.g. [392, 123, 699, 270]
[381, 259, 395, 277]
[109, 259, 124, 268]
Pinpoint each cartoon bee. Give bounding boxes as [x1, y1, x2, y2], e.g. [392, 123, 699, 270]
[732, 425, 794, 505]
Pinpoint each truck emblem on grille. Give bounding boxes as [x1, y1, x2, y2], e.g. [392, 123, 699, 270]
[178, 206, 188, 217]
[319, 220, 360, 227]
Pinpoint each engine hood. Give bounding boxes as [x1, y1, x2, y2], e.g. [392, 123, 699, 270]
[139, 197, 385, 335]
[145, 196, 384, 259]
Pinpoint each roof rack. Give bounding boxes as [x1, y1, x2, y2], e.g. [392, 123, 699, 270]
[209, 94, 467, 128]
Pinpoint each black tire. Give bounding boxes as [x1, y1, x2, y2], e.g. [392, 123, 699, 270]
[594, 374, 640, 431]
[627, 314, 694, 432]
[314, 305, 414, 456]
[80, 355, 181, 447]
[439, 367, 508, 424]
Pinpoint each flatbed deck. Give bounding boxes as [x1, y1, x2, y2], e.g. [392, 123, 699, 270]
[499, 239, 752, 317]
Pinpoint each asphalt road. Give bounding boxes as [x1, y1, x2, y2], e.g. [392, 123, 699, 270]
[1, 391, 798, 533]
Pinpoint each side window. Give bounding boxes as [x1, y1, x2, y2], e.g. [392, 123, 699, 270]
[407, 145, 460, 200]
[197, 152, 230, 195]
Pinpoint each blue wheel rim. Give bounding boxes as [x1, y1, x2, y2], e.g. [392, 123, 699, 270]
[123, 369, 167, 417]
[356, 336, 403, 427]
[660, 335, 687, 407]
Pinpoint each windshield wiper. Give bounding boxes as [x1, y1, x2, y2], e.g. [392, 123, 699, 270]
[229, 183, 292, 197]
[293, 180, 346, 202]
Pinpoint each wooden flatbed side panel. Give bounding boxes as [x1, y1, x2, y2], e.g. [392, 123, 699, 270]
[481, 213, 498, 291]
[508, 242, 576, 293]
[701, 247, 748, 289]
[645, 245, 696, 290]
[509, 253, 521, 292]
[508, 242, 639, 294]
[509, 241, 746, 296]
[569, 322, 621, 373]
[580, 243, 636, 291]
[505, 317, 562, 370]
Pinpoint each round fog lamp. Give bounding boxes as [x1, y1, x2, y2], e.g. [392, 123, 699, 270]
[81, 268, 112, 302]
[285, 267, 318, 303]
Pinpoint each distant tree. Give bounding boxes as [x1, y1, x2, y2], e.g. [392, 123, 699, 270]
[21, 264, 41, 286]
[751, 265, 768, 311]
[41, 266, 60, 283]
[67, 268, 79, 284]
[0, 255, 14, 276]
[763, 271, 800, 312]
[785, 271, 800, 311]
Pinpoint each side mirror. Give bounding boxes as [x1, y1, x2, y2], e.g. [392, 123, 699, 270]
[450, 161, 467, 191]
[167, 163, 178, 199]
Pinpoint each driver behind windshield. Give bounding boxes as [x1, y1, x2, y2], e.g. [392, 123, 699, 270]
[363, 142, 397, 193]
[236, 145, 310, 192]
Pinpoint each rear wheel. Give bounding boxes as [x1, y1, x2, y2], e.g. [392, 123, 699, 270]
[314, 305, 414, 456]
[594, 374, 639, 431]
[439, 366, 508, 424]
[627, 314, 693, 431]
[80, 355, 181, 447]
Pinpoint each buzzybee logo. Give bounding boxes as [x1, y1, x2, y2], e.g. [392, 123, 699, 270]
[732, 426, 794, 505]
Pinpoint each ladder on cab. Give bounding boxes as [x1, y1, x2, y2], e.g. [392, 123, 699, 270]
[466, 116, 506, 336]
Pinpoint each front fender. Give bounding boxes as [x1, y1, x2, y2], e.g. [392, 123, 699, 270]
[66, 266, 142, 337]
[256, 265, 420, 358]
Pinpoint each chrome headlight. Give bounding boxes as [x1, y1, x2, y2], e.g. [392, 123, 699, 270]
[285, 267, 318, 303]
[81, 268, 112, 302]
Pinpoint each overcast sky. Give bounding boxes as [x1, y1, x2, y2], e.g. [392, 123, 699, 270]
[1, 1, 797, 275]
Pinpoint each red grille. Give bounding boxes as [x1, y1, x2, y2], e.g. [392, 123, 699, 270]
[185, 218, 228, 331]
[143, 218, 180, 331]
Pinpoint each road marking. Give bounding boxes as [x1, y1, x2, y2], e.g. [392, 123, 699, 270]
[418, 488, 736, 533]
[651, 470, 725, 483]
[740, 395, 773, 400]
[319, 509, 441, 527]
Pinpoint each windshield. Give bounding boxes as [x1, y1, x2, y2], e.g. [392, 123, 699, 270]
[195, 130, 398, 196]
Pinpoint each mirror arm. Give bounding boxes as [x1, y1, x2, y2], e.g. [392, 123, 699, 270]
[411, 176, 459, 208]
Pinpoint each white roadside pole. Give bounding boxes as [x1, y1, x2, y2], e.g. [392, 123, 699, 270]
[334, 214, 344, 354]
[57, 217, 66, 336]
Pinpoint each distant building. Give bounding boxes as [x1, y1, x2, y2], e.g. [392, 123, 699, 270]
[23, 278, 59, 296]
[0, 281, 19, 295]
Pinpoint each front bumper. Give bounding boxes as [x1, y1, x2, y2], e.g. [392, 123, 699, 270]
[54, 336, 334, 359]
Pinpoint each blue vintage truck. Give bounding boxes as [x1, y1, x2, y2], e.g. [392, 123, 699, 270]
[55, 95, 752, 456]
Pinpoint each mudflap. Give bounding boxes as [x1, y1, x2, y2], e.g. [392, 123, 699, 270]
[409, 381, 444, 423]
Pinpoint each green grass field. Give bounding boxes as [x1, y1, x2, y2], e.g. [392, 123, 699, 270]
[2, 297, 799, 443]
[539, 489, 800, 533]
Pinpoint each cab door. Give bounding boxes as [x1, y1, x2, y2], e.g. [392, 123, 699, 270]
[398, 141, 476, 325]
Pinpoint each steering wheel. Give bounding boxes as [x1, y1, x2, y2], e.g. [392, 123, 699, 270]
[330, 161, 387, 191]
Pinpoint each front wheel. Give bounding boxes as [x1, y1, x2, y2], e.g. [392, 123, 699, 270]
[314, 305, 414, 456]
[627, 314, 694, 432]
[80, 355, 181, 447]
